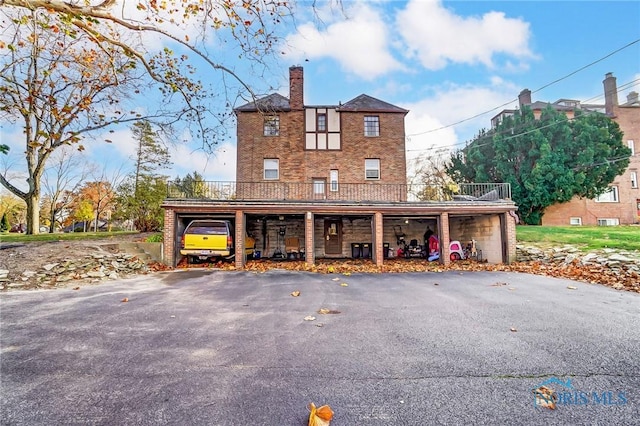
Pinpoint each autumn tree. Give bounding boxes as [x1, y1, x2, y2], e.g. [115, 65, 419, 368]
[73, 199, 94, 232]
[41, 147, 91, 232]
[447, 107, 631, 224]
[0, 191, 26, 228]
[409, 151, 459, 201]
[1, 1, 297, 233]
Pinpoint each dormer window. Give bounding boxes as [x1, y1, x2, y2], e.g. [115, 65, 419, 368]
[264, 115, 280, 136]
[364, 116, 379, 137]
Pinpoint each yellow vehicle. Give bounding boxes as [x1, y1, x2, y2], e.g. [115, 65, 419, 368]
[180, 219, 255, 263]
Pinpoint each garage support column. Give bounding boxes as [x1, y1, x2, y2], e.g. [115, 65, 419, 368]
[235, 210, 245, 269]
[373, 212, 383, 266]
[305, 211, 314, 265]
[504, 211, 518, 264]
[440, 213, 451, 265]
[163, 208, 175, 266]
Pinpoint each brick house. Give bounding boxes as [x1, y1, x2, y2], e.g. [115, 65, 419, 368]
[493, 73, 639, 226]
[162, 66, 518, 268]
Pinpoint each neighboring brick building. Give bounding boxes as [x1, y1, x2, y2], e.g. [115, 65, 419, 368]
[527, 73, 639, 226]
[162, 66, 518, 268]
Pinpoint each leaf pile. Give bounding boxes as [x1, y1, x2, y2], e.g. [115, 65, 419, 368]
[176, 257, 639, 293]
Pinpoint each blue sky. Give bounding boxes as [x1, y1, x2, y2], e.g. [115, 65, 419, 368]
[2, 0, 639, 189]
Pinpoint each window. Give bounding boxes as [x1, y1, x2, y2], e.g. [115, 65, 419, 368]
[569, 217, 582, 226]
[631, 171, 638, 189]
[628, 140, 635, 156]
[595, 186, 618, 203]
[365, 159, 380, 180]
[313, 179, 326, 199]
[317, 113, 327, 132]
[597, 218, 619, 226]
[264, 116, 279, 136]
[364, 116, 380, 137]
[263, 159, 279, 180]
[330, 170, 339, 191]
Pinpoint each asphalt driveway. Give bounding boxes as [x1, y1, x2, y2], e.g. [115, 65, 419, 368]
[1, 270, 639, 425]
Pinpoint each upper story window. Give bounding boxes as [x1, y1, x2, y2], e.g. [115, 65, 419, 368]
[364, 116, 380, 137]
[264, 116, 280, 136]
[264, 159, 279, 180]
[631, 171, 638, 189]
[317, 113, 327, 132]
[628, 140, 635, 156]
[365, 159, 380, 180]
[330, 169, 339, 191]
[595, 186, 618, 203]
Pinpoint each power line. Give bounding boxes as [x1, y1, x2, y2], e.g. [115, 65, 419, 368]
[406, 78, 638, 153]
[406, 38, 640, 138]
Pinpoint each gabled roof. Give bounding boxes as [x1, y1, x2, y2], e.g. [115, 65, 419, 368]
[338, 94, 408, 114]
[234, 93, 291, 112]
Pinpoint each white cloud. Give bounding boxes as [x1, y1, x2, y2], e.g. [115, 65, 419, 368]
[169, 142, 236, 181]
[282, 2, 404, 80]
[403, 79, 520, 168]
[396, 0, 534, 70]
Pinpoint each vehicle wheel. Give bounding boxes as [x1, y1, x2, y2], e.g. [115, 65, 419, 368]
[450, 252, 461, 261]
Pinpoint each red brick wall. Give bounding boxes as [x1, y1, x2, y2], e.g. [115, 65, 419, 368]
[235, 108, 407, 199]
[543, 105, 640, 225]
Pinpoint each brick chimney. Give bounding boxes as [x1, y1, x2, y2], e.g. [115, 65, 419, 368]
[518, 89, 531, 109]
[289, 66, 304, 111]
[603, 72, 618, 116]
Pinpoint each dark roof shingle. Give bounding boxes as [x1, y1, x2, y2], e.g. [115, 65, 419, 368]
[338, 94, 408, 113]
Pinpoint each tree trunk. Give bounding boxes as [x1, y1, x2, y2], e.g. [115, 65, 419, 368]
[25, 192, 40, 234]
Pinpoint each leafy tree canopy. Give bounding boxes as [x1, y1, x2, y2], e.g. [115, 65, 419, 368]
[447, 106, 630, 224]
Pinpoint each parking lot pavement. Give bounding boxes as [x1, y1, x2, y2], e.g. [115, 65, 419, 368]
[1, 270, 639, 425]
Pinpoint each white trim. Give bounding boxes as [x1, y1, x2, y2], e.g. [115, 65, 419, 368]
[263, 158, 279, 180]
[365, 159, 380, 180]
[595, 186, 618, 203]
[597, 218, 619, 226]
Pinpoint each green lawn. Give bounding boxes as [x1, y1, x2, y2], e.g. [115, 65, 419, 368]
[516, 225, 640, 251]
[0, 231, 140, 243]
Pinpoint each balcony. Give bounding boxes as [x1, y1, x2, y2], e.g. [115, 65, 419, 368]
[166, 181, 511, 203]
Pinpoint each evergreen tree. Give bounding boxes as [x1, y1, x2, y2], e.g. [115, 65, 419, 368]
[446, 106, 630, 224]
[0, 213, 9, 232]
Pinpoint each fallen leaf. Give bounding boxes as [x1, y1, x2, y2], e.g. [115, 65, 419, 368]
[331, 278, 340, 281]
[510, 327, 517, 332]
[492, 282, 508, 287]
[316, 323, 324, 327]
[567, 285, 578, 290]
[318, 308, 341, 315]
[73, 287, 80, 290]
[434, 283, 439, 286]
[340, 283, 348, 287]
[291, 290, 301, 297]
[508, 287, 516, 291]
[304, 316, 316, 321]
[121, 297, 129, 303]
[308, 402, 333, 426]
[342, 272, 351, 276]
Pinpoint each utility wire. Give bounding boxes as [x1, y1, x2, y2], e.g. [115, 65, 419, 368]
[406, 79, 638, 153]
[406, 38, 640, 138]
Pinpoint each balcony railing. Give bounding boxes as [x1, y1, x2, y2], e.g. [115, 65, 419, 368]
[166, 181, 511, 203]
